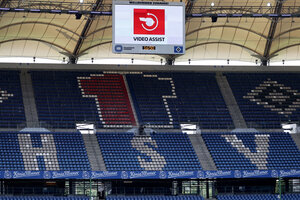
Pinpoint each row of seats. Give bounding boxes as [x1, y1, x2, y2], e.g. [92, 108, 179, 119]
[106, 196, 204, 200]
[217, 193, 300, 200]
[0, 197, 89, 200]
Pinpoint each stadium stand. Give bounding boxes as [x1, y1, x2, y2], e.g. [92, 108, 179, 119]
[31, 71, 135, 129]
[225, 73, 300, 129]
[0, 197, 89, 200]
[217, 193, 300, 200]
[96, 132, 202, 171]
[0, 132, 90, 171]
[202, 132, 300, 170]
[0, 70, 25, 128]
[106, 196, 204, 200]
[126, 73, 233, 129]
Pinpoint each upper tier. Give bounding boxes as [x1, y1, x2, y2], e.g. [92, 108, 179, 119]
[1, 70, 300, 129]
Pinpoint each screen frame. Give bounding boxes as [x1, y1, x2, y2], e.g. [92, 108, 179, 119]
[112, 0, 185, 55]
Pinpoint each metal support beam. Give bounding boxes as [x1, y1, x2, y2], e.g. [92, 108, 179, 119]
[185, 0, 194, 20]
[262, 1, 283, 66]
[0, 0, 9, 15]
[2, 3, 300, 18]
[71, 0, 103, 64]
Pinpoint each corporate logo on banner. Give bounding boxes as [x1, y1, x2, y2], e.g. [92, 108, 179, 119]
[129, 171, 157, 179]
[52, 171, 80, 179]
[167, 171, 195, 179]
[242, 170, 269, 178]
[12, 171, 42, 179]
[91, 171, 119, 179]
[279, 169, 300, 177]
[134, 9, 165, 35]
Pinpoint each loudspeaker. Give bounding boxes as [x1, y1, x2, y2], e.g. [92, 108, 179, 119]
[75, 13, 82, 20]
[211, 16, 218, 23]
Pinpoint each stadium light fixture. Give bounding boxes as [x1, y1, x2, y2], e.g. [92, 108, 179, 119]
[211, 2, 215, 7]
[79, 0, 84, 3]
[267, 2, 271, 7]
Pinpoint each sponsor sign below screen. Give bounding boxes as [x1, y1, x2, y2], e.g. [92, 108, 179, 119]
[113, 1, 185, 55]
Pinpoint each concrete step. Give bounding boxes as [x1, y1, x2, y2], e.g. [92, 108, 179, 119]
[82, 134, 106, 171]
[291, 133, 300, 150]
[216, 74, 247, 129]
[189, 134, 217, 171]
[123, 75, 139, 126]
[20, 70, 39, 127]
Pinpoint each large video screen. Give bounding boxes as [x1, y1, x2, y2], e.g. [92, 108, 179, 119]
[113, 1, 185, 55]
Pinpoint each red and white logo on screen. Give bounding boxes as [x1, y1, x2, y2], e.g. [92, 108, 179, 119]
[134, 9, 165, 35]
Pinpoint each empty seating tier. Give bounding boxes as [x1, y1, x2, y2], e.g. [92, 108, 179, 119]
[0, 132, 90, 171]
[202, 132, 300, 170]
[0, 70, 25, 128]
[31, 71, 136, 129]
[226, 73, 300, 129]
[126, 73, 233, 129]
[97, 132, 202, 171]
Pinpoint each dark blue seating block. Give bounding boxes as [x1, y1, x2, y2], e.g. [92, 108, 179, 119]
[0, 133, 24, 170]
[97, 132, 202, 171]
[31, 71, 103, 129]
[31, 71, 136, 129]
[126, 73, 233, 129]
[0, 132, 90, 171]
[0, 70, 25, 128]
[226, 73, 300, 129]
[217, 194, 300, 200]
[0, 196, 89, 200]
[202, 132, 300, 170]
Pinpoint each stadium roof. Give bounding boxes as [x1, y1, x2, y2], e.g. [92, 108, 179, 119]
[0, 0, 300, 65]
